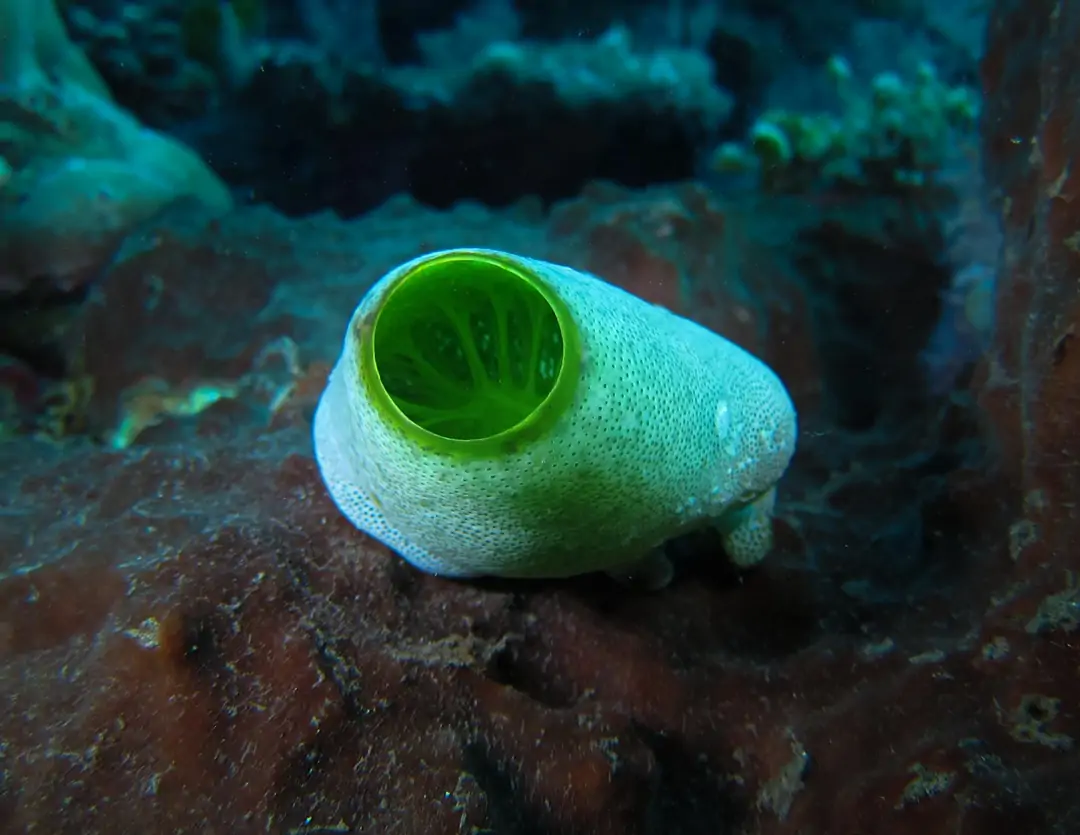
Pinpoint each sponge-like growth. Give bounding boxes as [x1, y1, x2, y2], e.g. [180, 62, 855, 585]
[314, 249, 797, 580]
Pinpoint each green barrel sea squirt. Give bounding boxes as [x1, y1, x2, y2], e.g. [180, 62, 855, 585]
[313, 249, 797, 583]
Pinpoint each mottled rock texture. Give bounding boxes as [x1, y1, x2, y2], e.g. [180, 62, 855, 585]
[1, 1, 1079, 831]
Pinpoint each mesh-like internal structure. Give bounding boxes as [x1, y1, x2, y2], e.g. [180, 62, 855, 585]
[372, 254, 566, 441]
[314, 249, 797, 579]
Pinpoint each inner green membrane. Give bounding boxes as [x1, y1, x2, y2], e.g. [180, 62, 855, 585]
[372, 254, 565, 441]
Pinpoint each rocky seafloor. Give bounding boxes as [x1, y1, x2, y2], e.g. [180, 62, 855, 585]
[1, 0, 1079, 833]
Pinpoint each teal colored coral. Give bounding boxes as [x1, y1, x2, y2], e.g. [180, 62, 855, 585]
[314, 249, 797, 583]
[0, 0, 232, 292]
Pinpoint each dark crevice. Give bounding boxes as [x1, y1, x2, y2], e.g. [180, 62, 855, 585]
[480, 626, 579, 710]
[0, 285, 90, 379]
[277, 543, 375, 720]
[460, 739, 562, 835]
[173, 607, 225, 672]
[794, 210, 950, 431]
[635, 725, 748, 835]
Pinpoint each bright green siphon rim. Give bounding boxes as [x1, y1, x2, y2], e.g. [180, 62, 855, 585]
[356, 250, 582, 458]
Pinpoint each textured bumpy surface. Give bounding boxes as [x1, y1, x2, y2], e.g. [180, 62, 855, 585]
[314, 249, 797, 579]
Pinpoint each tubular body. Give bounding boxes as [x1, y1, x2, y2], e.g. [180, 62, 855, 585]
[314, 248, 797, 579]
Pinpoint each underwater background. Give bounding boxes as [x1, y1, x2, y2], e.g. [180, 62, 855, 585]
[0, 0, 1078, 832]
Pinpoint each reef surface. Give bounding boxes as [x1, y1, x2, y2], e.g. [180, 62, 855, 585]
[1, 0, 1078, 832]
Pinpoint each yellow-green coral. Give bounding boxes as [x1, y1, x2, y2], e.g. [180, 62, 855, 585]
[711, 55, 980, 193]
